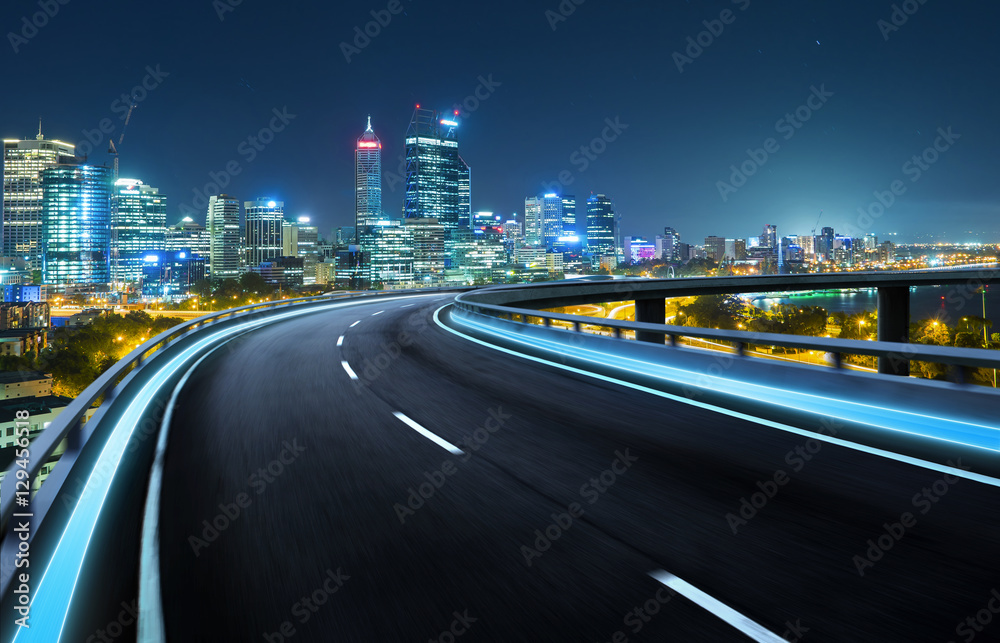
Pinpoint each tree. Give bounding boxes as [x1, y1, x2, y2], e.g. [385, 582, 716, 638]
[239, 271, 273, 298]
[677, 295, 743, 330]
[191, 278, 213, 300]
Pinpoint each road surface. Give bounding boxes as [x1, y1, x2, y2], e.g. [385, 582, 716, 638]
[142, 293, 999, 641]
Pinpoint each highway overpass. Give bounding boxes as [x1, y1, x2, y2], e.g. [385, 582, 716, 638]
[2, 271, 999, 642]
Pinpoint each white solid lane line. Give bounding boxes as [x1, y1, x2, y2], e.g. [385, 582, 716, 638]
[435, 306, 1000, 488]
[649, 571, 786, 643]
[393, 412, 465, 455]
[341, 361, 359, 380]
[337, 336, 344, 347]
[350, 320, 362, 327]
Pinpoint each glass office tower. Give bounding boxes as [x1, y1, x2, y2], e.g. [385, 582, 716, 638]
[41, 164, 113, 286]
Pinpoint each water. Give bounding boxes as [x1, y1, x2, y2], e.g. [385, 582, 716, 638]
[751, 286, 999, 326]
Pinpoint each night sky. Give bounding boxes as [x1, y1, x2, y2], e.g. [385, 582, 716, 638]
[3, 0, 999, 244]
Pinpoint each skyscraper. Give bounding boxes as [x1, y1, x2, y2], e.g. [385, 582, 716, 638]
[111, 178, 166, 285]
[585, 194, 616, 257]
[166, 217, 211, 258]
[284, 216, 319, 285]
[541, 194, 564, 250]
[356, 116, 382, 228]
[662, 227, 680, 262]
[405, 218, 446, 283]
[365, 219, 414, 288]
[207, 195, 241, 280]
[3, 129, 76, 270]
[403, 107, 471, 232]
[820, 226, 835, 262]
[41, 164, 113, 286]
[760, 224, 777, 248]
[561, 195, 577, 236]
[244, 199, 284, 267]
[524, 197, 543, 247]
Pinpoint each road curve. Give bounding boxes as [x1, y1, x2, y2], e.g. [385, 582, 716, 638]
[152, 293, 1000, 642]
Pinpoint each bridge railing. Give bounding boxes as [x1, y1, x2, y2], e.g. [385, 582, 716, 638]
[452, 296, 1000, 375]
[0, 288, 447, 538]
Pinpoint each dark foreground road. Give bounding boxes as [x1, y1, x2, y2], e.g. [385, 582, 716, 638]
[155, 293, 1000, 642]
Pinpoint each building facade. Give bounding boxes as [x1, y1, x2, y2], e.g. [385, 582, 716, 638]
[244, 198, 284, 267]
[167, 217, 211, 258]
[41, 164, 113, 286]
[356, 117, 383, 228]
[585, 194, 616, 257]
[2, 132, 76, 270]
[403, 108, 471, 233]
[207, 195, 241, 280]
[111, 178, 167, 285]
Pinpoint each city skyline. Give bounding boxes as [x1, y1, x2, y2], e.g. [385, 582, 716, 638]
[3, 2, 999, 245]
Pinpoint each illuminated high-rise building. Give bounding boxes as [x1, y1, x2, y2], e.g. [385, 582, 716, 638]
[524, 197, 543, 247]
[111, 178, 166, 285]
[244, 198, 284, 267]
[561, 195, 577, 235]
[356, 116, 382, 228]
[405, 218, 446, 283]
[283, 216, 319, 284]
[166, 217, 211, 258]
[3, 129, 76, 270]
[760, 224, 778, 248]
[661, 227, 681, 262]
[585, 194, 616, 257]
[208, 195, 241, 280]
[541, 194, 564, 250]
[403, 107, 471, 232]
[363, 218, 414, 288]
[41, 164, 113, 286]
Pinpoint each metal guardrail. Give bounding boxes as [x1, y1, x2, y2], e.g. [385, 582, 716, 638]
[0, 288, 451, 536]
[453, 294, 1000, 374]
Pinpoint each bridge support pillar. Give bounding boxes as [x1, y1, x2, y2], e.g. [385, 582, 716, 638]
[877, 286, 910, 376]
[635, 298, 666, 344]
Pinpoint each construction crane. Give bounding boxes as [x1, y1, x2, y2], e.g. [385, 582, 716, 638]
[811, 210, 823, 236]
[107, 101, 136, 295]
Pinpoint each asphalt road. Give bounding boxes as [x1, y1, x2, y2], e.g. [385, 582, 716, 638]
[155, 293, 1000, 642]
